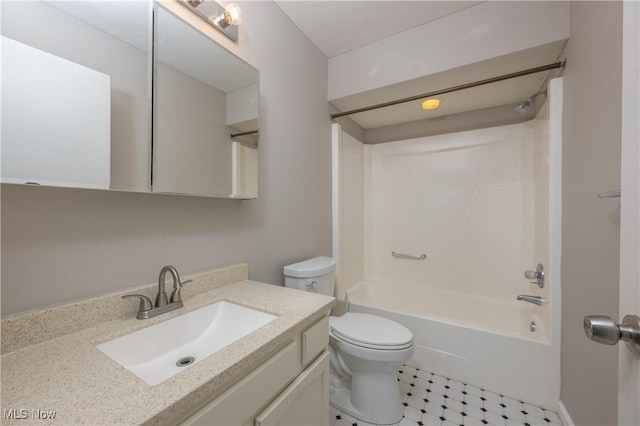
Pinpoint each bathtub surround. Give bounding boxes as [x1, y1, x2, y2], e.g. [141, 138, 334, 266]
[1, 0, 332, 315]
[332, 84, 561, 409]
[363, 123, 551, 305]
[333, 114, 555, 304]
[332, 128, 365, 296]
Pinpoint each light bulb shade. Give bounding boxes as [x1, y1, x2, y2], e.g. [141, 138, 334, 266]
[223, 3, 243, 26]
[183, 0, 240, 41]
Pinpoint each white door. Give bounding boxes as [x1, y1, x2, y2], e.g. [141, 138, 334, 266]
[618, 1, 640, 424]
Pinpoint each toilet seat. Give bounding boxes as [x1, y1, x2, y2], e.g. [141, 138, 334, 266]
[330, 313, 413, 350]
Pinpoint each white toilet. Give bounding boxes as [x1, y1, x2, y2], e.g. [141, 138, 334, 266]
[284, 257, 414, 425]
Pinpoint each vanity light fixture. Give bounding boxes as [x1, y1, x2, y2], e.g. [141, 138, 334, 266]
[216, 3, 243, 28]
[183, 0, 243, 42]
[421, 98, 441, 110]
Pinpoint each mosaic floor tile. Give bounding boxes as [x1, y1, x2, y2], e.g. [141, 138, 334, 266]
[330, 365, 562, 426]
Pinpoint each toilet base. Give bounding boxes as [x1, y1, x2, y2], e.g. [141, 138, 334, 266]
[330, 385, 365, 423]
[329, 371, 404, 425]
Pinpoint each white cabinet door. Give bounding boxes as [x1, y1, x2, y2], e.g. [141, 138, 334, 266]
[180, 341, 300, 426]
[255, 351, 330, 426]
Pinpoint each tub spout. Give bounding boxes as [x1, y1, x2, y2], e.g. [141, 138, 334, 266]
[516, 295, 546, 305]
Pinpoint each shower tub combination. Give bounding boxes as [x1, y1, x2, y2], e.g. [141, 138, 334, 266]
[332, 79, 562, 410]
[346, 280, 556, 408]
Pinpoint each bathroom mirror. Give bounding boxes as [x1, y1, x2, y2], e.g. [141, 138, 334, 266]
[1, 0, 153, 192]
[153, 4, 259, 198]
[1, 0, 259, 199]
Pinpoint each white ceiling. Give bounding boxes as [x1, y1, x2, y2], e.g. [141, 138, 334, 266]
[274, 1, 483, 58]
[274, 1, 566, 134]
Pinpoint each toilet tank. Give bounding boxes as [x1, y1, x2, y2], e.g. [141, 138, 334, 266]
[283, 256, 336, 296]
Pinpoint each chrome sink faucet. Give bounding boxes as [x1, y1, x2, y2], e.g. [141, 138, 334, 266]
[157, 265, 189, 306]
[123, 265, 192, 319]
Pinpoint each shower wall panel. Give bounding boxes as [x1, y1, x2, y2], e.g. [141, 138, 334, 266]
[363, 122, 549, 303]
[334, 129, 365, 299]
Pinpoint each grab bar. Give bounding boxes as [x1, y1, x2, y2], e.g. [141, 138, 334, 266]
[391, 251, 427, 260]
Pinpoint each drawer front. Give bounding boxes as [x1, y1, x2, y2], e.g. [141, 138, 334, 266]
[302, 316, 329, 366]
[181, 340, 300, 426]
[254, 351, 330, 426]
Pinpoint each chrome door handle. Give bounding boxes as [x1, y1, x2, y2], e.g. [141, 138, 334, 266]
[584, 314, 640, 356]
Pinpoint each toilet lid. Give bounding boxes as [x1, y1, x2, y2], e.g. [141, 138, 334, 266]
[330, 313, 413, 349]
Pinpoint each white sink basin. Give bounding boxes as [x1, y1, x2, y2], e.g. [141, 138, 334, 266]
[97, 301, 277, 386]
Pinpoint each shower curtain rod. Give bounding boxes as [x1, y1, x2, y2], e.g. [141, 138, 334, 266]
[330, 60, 566, 120]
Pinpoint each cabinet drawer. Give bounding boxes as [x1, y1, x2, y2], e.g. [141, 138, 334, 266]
[302, 316, 329, 366]
[255, 351, 330, 426]
[181, 341, 300, 426]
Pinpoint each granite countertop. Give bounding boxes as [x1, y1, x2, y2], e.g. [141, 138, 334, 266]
[1, 277, 335, 425]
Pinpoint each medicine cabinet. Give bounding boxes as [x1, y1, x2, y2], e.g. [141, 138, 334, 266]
[0, 0, 259, 199]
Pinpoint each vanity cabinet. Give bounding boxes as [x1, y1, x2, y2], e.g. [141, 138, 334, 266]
[255, 352, 329, 426]
[179, 316, 329, 426]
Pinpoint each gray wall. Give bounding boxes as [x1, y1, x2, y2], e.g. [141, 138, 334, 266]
[1, 1, 332, 315]
[561, 2, 622, 424]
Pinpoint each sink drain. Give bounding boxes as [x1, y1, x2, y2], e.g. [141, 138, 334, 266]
[176, 356, 195, 367]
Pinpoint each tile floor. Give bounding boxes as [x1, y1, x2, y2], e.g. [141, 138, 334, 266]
[330, 365, 562, 426]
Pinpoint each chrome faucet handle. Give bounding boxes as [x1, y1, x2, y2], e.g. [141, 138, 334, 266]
[523, 263, 544, 288]
[122, 294, 153, 313]
[170, 279, 193, 303]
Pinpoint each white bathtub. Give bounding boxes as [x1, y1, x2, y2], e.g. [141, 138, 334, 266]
[346, 280, 559, 410]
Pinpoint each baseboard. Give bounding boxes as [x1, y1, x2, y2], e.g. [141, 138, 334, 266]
[557, 401, 574, 426]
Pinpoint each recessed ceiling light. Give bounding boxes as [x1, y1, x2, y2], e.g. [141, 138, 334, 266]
[421, 98, 441, 110]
